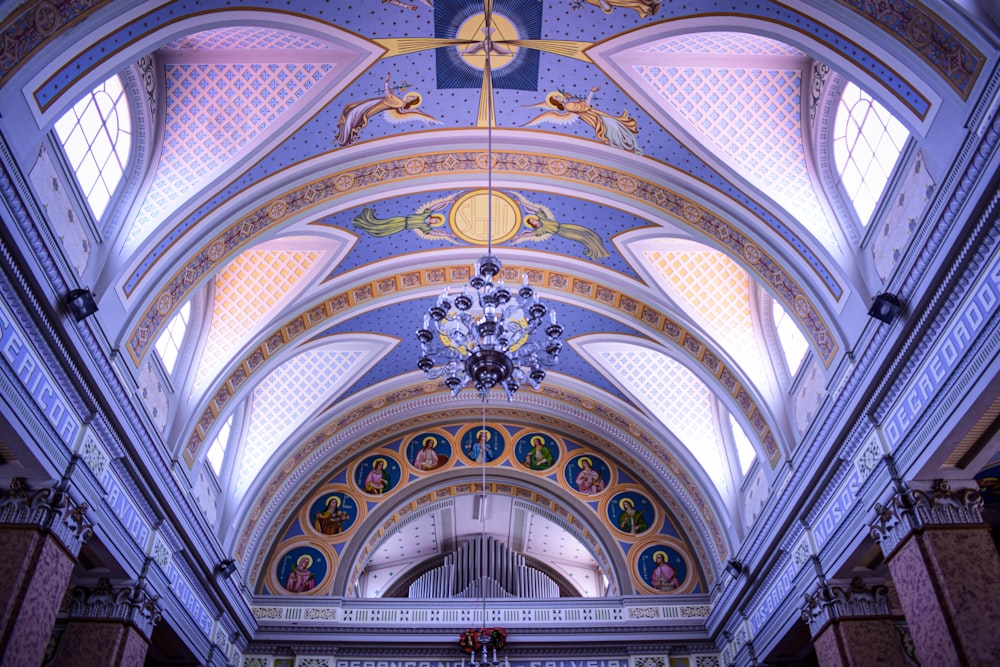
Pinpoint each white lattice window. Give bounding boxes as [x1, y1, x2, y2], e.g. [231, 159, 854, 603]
[206, 415, 234, 476]
[54, 75, 132, 221]
[153, 301, 191, 376]
[833, 82, 909, 226]
[773, 298, 808, 376]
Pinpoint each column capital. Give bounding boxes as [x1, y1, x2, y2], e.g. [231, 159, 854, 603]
[869, 479, 983, 556]
[65, 578, 162, 639]
[801, 578, 892, 636]
[0, 477, 94, 556]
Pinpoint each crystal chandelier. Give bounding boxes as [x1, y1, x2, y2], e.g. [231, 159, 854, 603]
[416, 6, 563, 401]
[417, 256, 563, 399]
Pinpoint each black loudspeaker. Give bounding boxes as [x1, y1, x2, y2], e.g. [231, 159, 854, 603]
[868, 292, 901, 324]
[65, 288, 98, 321]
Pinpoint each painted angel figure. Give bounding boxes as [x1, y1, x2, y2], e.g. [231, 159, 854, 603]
[335, 73, 440, 147]
[509, 192, 610, 260]
[524, 86, 642, 155]
[577, 0, 662, 19]
[381, 0, 432, 10]
[351, 194, 458, 239]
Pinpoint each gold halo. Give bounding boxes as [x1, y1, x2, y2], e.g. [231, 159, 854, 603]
[450, 190, 521, 245]
[297, 554, 314, 568]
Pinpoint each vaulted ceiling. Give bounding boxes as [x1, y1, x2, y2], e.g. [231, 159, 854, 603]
[12, 0, 993, 602]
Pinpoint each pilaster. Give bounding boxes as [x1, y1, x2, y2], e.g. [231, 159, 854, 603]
[50, 577, 162, 667]
[0, 477, 93, 667]
[870, 480, 1000, 666]
[802, 578, 907, 667]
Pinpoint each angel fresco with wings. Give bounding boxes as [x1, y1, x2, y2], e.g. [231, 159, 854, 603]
[574, 0, 662, 19]
[351, 194, 459, 239]
[524, 86, 642, 155]
[335, 73, 441, 147]
[382, 0, 432, 10]
[351, 191, 609, 261]
[508, 192, 610, 260]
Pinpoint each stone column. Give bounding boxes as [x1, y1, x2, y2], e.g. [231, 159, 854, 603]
[870, 479, 1000, 666]
[49, 578, 161, 667]
[801, 578, 909, 667]
[0, 478, 93, 667]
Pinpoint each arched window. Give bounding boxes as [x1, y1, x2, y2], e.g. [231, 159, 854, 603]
[154, 301, 191, 376]
[832, 83, 909, 226]
[772, 298, 808, 376]
[54, 75, 132, 221]
[206, 415, 234, 476]
[729, 414, 756, 476]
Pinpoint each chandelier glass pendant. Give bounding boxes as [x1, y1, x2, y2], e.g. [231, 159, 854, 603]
[417, 255, 563, 399]
[416, 4, 563, 401]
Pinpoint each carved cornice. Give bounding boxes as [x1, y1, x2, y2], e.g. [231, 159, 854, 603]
[65, 577, 162, 639]
[0, 477, 93, 556]
[801, 578, 891, 637]
[870, 480, 984, 557]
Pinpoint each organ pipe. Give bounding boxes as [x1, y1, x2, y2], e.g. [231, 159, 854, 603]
[408, 535, 559, 598]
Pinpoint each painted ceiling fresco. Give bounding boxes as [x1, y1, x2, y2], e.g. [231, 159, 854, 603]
[14, 0, 984, 598]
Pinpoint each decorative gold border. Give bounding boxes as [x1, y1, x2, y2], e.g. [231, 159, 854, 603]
[510, 429, 562, 474]
[559, 449, 616, 499]
[180, 262, 783, 475]
[629, 535, 700, 595]
[602, 484, 661, 540]
[240, 405, 724, 589]
[127, 149, 838, 372]
[264, 538, 338, 597]
[402, 429, 460, 475]
[352, 450, 403, 498]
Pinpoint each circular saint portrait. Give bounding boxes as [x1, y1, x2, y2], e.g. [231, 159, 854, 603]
[354, 454, 402, 495]
[406, 433, 452, 472]
[514, 432, 559, 471]
[459, 425, 505, 463]
[309, 492, 359, 537]
[636, 544, 688, 593]
[565, 454, 611, 496]
[276, 545, 328, 594]
[607, 490, 655, 536]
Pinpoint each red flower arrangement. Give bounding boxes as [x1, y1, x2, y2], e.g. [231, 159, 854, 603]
[459, 627, 507, 654]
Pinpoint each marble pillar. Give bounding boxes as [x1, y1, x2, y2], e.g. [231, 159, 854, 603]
[802, 578, 909, 667]
[49, 578, 161, 667]
[0, 478, 92, 667]
[871, 479, 1000, 666]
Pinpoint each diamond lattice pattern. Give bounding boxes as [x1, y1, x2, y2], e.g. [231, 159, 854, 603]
[234, 346, 365, 496]
[165, 26, 331, 51]
[192, 246, 321, 394]
[634, 33, 837, 248]
[125, 60, 333, 246]
[642, 245, 770, 393]
[600, 346, 730, 497]
[640, 31, 804, 56]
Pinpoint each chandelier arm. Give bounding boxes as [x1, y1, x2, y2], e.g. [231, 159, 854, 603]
[416, 1, 560, 404]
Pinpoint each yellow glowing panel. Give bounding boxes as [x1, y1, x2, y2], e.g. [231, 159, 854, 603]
[192, 247, 321, 393]
[644, 247, 769, 392]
